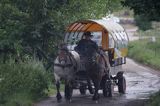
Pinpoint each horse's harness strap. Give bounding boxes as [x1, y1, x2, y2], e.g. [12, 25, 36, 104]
[99, 53, 107, 67]
[54, 63, 73, 69]
[69, 53, 78, 70]
[56, 52, 74, 69]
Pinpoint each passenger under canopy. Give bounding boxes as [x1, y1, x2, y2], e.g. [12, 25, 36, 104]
[64, 19, 129, 66]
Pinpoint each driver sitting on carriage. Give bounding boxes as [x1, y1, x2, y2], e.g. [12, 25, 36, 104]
[74, 31, 98, 58]
[74, 31, 109, 71]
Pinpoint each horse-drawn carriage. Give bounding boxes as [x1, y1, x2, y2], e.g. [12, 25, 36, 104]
[54, 19, 129, 102]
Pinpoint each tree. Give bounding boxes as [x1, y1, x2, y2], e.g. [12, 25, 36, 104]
[0, 0, 123, 62]
[122, 0, 160, 30]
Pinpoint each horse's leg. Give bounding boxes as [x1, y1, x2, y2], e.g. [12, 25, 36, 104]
[92, 76, 101, 102]
[65, 81, 73, 102]
[87, 79, 94, 94]
[56, 81, 62, 102]
[54, 73, 62, 102]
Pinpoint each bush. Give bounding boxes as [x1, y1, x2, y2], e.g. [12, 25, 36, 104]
[0, 59, 51, 105]
[135, 15, 152, 31]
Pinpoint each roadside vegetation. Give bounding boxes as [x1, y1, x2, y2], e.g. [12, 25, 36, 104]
[128, 29, 160, 70]
[128, 29, 160, 106]
[0, 59, 53, 106]
[148, 91, 160, 106]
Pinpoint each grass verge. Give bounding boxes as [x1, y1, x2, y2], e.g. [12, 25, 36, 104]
[128, 39, 160, 70]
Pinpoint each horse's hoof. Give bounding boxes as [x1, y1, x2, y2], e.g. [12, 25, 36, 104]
[65, 99, 72, 103]
[66, 100, 72, 103]
[69, 99, 72, 103]
[92, 96, 96, 101]
[92, 95, 100, 101]
[57, 99, 62, 103]
[95, 100, 98, 104]
[89, 89, 94, 94]
[56, 93, 62, 102]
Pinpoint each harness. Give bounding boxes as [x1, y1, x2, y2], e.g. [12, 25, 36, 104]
[94, 52, 110, 73]
[54, 63, 73, 69]
[54, 53, 76, 70]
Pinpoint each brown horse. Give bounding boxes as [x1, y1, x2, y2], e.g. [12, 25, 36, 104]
[83, 52, 112, 102]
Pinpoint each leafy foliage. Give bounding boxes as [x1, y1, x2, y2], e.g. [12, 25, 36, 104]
[122, 0, 160, 30]
[122, 0, 160, 21]
[4, 92, 33, 106]
[134, 15, 152, 30]
[0, 0, 123, 62]
[0, 60, 50, 104]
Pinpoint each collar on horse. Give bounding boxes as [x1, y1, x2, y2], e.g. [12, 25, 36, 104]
[54, 53, 74, 69]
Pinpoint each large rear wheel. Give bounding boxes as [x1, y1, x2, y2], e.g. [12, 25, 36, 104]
[118, 76, 126, 94]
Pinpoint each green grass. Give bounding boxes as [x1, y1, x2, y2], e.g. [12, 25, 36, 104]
[148, 91, 160, 106]
[3, 92, 33, 106]
[128, 39, 160, 70]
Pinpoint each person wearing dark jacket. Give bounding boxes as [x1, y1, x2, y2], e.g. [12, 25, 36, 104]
[74, 31, 98, 57]
[74, 31, 98, 94]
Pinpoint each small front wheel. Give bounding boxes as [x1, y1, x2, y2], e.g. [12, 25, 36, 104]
[103, 80, 113, 97]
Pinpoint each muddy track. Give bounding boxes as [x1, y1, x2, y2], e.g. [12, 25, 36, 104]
[34, 58, 160, 106]
[35, 25, 160, 106]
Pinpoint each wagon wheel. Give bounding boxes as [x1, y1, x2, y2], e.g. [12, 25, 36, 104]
[79, 85, 86, 95]
[103, 80, 113, 97]
[118, 76, 126, 94]
[65, 84, 73, 102]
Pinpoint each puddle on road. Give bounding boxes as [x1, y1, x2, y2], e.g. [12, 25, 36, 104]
[123, 67, 160, 100]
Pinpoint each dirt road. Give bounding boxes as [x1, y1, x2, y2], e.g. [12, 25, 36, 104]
[35, 58, 160, 106]
[35, 25, 160, 106]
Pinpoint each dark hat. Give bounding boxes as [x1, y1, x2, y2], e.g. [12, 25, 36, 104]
[84, 31, 93, 36]
[59, 43, 68, 51]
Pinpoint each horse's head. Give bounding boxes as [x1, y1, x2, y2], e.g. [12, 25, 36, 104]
[57, 43, 70, 65]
